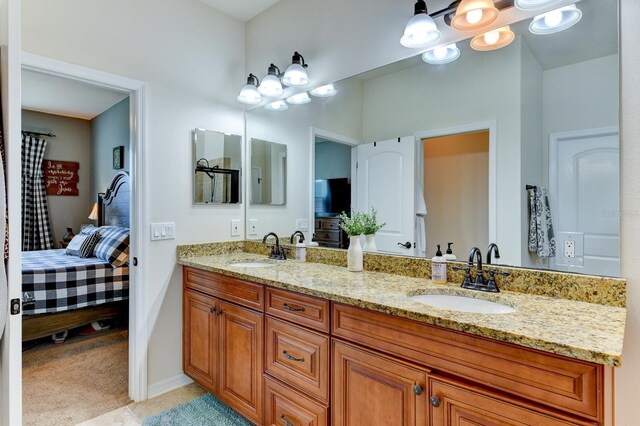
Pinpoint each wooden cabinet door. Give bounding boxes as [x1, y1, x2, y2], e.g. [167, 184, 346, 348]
[265, 376, 328, 426]
[183, 289, 218, 392]
[218, 300, 264, 424]
[429, 378, 591, 426]
[333, 340, 429, 426]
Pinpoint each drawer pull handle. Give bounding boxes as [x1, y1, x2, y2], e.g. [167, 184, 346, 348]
[280, 414, 296, 426]
[282, 350, 305, 362]
[430, 396, 441, 407]
[413, 384, 423, 395]
[283, 303, 305, 312]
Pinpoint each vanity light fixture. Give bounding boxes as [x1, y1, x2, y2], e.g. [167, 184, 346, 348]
[422, 43, 461, 64]
[258, 64, 284, 97]
[281, 52, 310, 87]
[470, 26, 515, 51]
[529, 5, 582, 35]
[451, 0, 499, 31]
[514, 0, 562, 11]
[237, 74, 262, 105]
[400, 0, 441, 48]
[310, 83, 337, 97]
[286, 92, 311, 105]
[264, 100, 289, 112]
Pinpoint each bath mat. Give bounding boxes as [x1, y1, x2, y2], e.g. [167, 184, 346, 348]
[142, 393, 252, 426]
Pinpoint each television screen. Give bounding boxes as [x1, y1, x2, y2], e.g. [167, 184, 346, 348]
[315, 178, 351, 216]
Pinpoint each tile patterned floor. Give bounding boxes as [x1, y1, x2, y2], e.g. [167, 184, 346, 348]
[76, 383, 207, 425]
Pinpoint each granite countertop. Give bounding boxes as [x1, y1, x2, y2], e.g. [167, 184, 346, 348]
[178, 252, 626, 367]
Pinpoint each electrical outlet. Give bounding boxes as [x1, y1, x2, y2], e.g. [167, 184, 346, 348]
[564, 240, 575, 258]
[231, 219, 241, 237]
[296, 219, 309, 231]
[249, 219, 258, 236]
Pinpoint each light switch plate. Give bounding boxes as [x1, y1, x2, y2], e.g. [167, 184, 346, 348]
[231, 219, 241, 237]
[296, 219, 309, 231]
[151, 222, 176, 241]
[249, 219, 258, 236]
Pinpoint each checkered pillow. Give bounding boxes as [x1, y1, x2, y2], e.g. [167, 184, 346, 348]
[65, 232, 102, 258]
[93, 226, 130, 267]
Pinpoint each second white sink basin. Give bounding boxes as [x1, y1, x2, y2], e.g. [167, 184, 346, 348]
[410, 294, 516, 314]
[228, 262, 276, 268]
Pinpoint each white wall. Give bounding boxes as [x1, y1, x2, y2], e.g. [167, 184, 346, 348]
[21, 0, 246, 391]
[315, 141, 351, 180]
[22, 110, 92, 244]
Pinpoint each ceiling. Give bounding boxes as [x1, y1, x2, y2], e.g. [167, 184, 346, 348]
[22, 69, 129, 120]
[199, 0, 281, 22]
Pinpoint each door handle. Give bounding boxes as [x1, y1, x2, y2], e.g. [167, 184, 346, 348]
[398, 241, 412, 249]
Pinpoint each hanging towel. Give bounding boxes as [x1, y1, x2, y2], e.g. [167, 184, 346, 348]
[415, 181, 427, 257]
[528, 186, 556, 258]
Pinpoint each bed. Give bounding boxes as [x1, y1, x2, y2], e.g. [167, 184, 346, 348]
[22, 172, 130, 341]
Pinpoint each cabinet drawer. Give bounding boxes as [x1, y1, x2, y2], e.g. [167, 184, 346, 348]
[332, 303, 603, 422]
[266, 317, 330, 403]
[315, 230, 340, 243]
[266, 288, 330, 333]
[184, 267, 264, 310]
[265, 376, 328, 426]
[320, 220, 340, 230]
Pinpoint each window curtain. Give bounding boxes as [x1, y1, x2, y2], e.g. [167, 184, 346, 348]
[21, 134, 53, 251]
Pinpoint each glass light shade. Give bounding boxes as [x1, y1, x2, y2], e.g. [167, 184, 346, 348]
[400, 13, 441, 48]
[237, 83, 262, 105]
[451, 0, 499, 31]
[471, 26, 515, 51]
[281, 63, 309, 87]
[88, 203, 98, 220]
[422, 43, 461, 65]
[286, 92, 311, 105]
[310, 84, 337, 97]
[264, 100, 288, 112]
[258, 74, 284, 97]
[529, 5, 582, 35]
[514, 0, 562, 11]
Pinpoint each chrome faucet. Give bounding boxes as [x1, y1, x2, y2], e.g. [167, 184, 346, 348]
[486, 243, 500, 265]
[262, 232, 286, 260]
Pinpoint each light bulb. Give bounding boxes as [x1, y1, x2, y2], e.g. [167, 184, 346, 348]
[466, 9, 483, 24]
[543, 10, 563, 27]
[484, 30, 500, 45]
[433, 46, 448, 60]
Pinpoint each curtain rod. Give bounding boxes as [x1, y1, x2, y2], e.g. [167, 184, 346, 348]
[22, 130, 56, 138]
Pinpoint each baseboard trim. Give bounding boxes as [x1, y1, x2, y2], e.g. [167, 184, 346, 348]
[147, 374, 194, 399]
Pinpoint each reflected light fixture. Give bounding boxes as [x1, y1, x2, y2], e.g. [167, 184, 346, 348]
[514, 0, 562, 11]
[451, 0, 499, 31]
[471, 26, 515, 51]
[258, 64, 284, 97]
[237, 74, 262, 105]
[400, 0, 441, 48]
[264, 100, 288, 112]
[529, 5, 582, 35]
[286, 92, 311, 105]
[310, 83, 337, 97]
[422, 43, 461, 64]
[281, 52, 309, 87]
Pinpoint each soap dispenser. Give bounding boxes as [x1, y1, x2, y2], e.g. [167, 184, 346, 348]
[431, 244, 447, 284]
[444, 242, 457, 261]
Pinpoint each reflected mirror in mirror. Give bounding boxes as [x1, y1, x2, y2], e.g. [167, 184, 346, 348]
[193, 129, 242, 204]
[245, 0, 619, 277]
[250, 138, 287, 205]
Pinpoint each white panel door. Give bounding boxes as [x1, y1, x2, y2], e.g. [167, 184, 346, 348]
[549, 128, 620, 277]
[356, 137, 415, 255]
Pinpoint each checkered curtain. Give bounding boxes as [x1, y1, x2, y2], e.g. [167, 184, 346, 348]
[21, 134, 53, 251]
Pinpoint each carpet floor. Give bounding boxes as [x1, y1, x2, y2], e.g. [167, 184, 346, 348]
[143, 393, 252, 426]
[22, 328, 131, 426]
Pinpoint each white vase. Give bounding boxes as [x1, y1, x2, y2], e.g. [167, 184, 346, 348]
[347, 235, 364, 272]
[363, 234, 378, 252]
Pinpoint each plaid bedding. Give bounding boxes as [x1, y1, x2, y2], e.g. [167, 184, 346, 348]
[22, 249, 129, 315]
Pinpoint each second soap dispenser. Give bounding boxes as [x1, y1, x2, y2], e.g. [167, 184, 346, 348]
[431, 244, 447, 284]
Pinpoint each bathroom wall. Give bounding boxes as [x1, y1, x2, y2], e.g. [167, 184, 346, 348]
[315, 141, 351, 180]
[22, 109, 92, 245]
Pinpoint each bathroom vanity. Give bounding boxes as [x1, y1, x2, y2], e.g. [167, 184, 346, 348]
[179, 245, 624, 426]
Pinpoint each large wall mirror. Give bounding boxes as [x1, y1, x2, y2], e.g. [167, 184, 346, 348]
[245, 0, 620, 278]
[193, 128, 242, 204]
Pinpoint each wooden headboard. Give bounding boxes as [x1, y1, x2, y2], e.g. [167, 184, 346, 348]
[98, 172, 130, 228]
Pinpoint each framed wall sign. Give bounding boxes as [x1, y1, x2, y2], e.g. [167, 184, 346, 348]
[44, 160, 80, 196]
[113, 146, 124, 169]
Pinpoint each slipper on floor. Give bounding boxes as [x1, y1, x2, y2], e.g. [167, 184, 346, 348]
[78, 321, 112, 336]
[52, 330, 68, 344]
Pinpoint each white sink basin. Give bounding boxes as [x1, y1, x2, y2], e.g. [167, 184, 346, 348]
[228, 262, 276, 268]
[410, 294, 516, 314]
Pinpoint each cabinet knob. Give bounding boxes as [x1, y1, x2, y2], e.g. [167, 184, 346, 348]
[280, 414, 295, 426]
[210, 307, 217, 314]
[216, 309, 222, 316]
[413, 384, 423, 395]
[430, 396, 441, 407]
